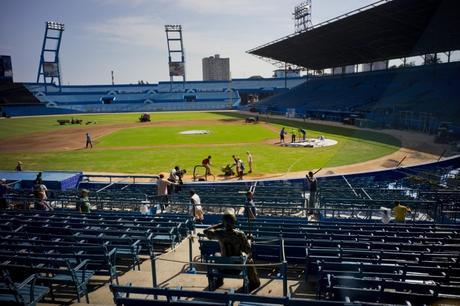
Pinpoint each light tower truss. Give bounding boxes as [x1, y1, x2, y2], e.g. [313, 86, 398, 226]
[165, 24, 186, 91]
[37, 21, 65, 92]
[293, 1, 312, 32]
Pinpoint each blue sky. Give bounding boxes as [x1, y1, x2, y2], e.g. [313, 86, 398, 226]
[1, 0, 375, 84]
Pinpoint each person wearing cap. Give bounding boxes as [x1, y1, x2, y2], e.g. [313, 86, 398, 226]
[203, 208, 260, 292]
[15, 161, 23, 172]
[0, 178, 11, 209]
[77, 189, 91, 213]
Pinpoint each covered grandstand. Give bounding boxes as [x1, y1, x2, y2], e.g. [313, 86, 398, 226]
[249, 0, 460, 70]
[248, 0, 460, 132]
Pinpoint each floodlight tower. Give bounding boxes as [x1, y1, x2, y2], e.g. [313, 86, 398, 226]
[37, 21, 65, 92]
[293, 1, 312, 32]
[165, 25, 186, 91]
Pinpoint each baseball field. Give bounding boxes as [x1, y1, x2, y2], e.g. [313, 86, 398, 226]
[0, 111, 402, 178]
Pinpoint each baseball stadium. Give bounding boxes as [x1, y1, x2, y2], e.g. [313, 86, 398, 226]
[0, 0, 460, 305]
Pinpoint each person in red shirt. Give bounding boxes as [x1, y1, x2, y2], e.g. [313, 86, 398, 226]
[201, 155, 215, 180]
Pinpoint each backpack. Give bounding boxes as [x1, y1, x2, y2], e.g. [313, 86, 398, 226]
[240, 161, 245, 171]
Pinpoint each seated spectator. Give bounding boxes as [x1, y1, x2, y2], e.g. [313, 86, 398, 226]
[204, 208, 260, 291]
[393, 200, 411, 222]
[77, 189, 91, 213]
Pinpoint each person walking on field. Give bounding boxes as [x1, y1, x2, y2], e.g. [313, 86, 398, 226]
[299, 128, 306, 141]
[85, 133, 93, 149]
[237, 157, 245, 180]
[291, 129, 296, 143]
[246, 152, 253, 173]
[279, 127, 285, 143]
[201, 155, 215, 180]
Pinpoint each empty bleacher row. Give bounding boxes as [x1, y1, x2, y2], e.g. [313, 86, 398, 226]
[257, 62, 460, 126]
[2, 76, 307, 116]
[1, 160, 459, 305]
[6, 206, 459, 305]
[0, 209, 192, 303]
[198, 216, 460, 305]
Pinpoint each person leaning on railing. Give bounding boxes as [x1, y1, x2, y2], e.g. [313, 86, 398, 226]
[77, 189, 91, 213]
[393, 200, 411, 222]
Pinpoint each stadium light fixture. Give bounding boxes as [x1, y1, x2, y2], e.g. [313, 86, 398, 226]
[293, 1, 312, 32]
[47, 21, 65, 31]
[165, 24, 182, 31]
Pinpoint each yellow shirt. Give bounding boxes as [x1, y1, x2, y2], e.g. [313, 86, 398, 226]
[393, 204, 410, 222]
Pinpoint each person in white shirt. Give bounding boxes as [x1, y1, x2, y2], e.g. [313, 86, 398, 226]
[169, 166, 180, 183]
[189, 189, 204, 222]
[246, 152, 253, 173]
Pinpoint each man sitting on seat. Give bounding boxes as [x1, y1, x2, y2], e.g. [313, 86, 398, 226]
[204, 209, 260, 291]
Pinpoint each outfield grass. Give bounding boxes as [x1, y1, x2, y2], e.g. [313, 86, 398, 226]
[0, 111, 401, 175]
[98, 125, 276, 146]
[0, 112, 232, 139]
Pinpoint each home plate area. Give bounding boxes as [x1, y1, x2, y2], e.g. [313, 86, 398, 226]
[281, 137, 338, 148]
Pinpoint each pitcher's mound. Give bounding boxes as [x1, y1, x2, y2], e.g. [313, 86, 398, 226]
[179, 130, 210, 135]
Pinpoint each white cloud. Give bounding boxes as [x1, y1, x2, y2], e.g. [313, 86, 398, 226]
[84, 16, 166, 48]
[91, 0, 148, 6]
[173, 0, 290, 17]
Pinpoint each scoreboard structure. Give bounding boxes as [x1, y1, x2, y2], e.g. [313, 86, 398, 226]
[0, 55, 13, 83]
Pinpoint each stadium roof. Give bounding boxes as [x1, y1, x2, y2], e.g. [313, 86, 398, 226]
[248, 0, 460, 70]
